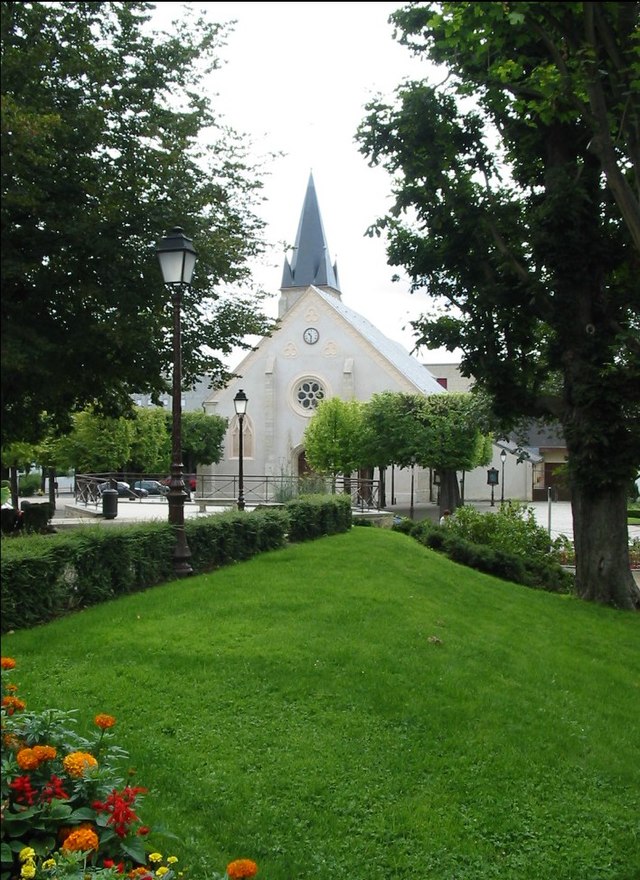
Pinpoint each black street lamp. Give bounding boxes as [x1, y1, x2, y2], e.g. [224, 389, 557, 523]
[487, 467, 499, 507]
[500, 448, 507, 505]
[234, 389, 248, 511]
[156, 227, 197, 577]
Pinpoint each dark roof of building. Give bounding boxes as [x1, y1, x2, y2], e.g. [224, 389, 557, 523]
[281, 172, 340, 292]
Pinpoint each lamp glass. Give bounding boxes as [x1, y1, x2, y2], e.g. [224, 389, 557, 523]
[500, 449, 507, 463]
[156, 227, 197, 285]
[234, 390, 248, 416]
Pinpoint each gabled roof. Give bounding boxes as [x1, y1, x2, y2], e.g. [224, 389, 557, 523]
[310, 286, 444, 396]
[281, 172, 340, 292]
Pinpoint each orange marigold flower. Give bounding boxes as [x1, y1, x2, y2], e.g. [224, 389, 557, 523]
[2, 695, 26, 714]
[61, 826, 99, 853]
[33, 744, 57, 763]
[6, 683, 19, 693]
[128, 868, 152, 878]
[17, 748, 40, 770]
[3, 732, 25, 750]
[63, 751, 98, 777]
[95, 713, 116, 729]
[1, 657, 16, 670]
[226, 859, 259, 879]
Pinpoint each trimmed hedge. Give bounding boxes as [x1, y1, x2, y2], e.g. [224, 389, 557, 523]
[0, 498, 351, 633]
[394, 517, 574, 593]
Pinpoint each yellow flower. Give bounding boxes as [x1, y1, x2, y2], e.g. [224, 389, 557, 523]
[167, 857, 178, 865]
[149, 853, 163, 864]
[156, 868, 169, 878]
[63, 751, 98, 777]
[19, 848, 36, 863]
[42, 859, 57, 869]
[20, 864, 36, 880]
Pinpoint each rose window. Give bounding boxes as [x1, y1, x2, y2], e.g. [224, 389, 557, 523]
[295, 379, 325, 411]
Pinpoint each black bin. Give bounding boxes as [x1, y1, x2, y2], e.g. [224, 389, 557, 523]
[102, 488, 118, 520]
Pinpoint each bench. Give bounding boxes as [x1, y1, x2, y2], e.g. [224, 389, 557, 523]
[195, 498, 237, 513]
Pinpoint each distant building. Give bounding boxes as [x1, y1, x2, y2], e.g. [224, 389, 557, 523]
[200, 173, 533, 505]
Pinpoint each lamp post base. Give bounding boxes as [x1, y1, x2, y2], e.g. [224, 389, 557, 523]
[168, 489, 192, 577]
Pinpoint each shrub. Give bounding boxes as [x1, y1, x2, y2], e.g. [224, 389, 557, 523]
[395, 515, 573, 593]
[18, 473, 41, 497]
[447, 502, 552, 560]
[1, 656, 258, 880]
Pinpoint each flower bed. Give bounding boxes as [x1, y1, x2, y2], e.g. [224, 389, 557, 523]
[1, 657, 258, 880]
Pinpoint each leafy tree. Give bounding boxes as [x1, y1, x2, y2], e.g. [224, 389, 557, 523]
[54, 409, 134, 474]
[304, 398, 365, 489]
[1, 2, 274, 448]
[180, 410, 227, 474]
[128, 407, 171, 475]
[357, 2, 640, 608]
[1, 441, 37, 508]
[361, 392, 492, 513]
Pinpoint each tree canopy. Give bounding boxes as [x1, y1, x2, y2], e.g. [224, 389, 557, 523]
[304, 398, 364, 483]
[1, 2, 274, 447]
[356, 1, 640, 607]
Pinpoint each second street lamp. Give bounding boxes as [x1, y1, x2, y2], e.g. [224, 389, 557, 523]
[234, 389, 248, 511]
[500, 448, 507, 505]
[156, 226, 197, 577]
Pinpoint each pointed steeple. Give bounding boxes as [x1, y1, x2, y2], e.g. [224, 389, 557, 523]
[280, 173, 340, 299]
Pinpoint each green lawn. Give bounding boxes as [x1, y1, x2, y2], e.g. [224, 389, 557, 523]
[3, 528, 639, 880]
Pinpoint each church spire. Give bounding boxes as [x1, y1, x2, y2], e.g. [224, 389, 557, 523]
[280, 172, 340, 295]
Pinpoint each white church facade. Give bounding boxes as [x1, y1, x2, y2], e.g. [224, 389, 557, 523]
[201, 174, 535, 507]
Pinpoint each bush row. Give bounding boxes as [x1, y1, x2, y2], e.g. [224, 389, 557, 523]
[393, 516, 574, 593]
[0, 495, 352, 633]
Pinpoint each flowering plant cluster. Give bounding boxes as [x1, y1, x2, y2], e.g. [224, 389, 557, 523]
[1, 658, 258, 880]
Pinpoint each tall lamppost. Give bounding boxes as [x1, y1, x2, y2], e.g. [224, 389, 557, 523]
[500, 448, 507, 505]
[156, 227, 197, 577]
[234, 390, 248, 511]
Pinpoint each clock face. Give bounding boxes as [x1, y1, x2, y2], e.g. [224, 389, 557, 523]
[303, 327, 319, 345]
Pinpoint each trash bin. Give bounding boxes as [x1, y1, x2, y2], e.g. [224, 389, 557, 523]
[102, 488, 118, 520]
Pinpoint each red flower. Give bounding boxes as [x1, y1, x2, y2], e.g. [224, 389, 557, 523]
[92, 786, 147, 838]
[41, 774, 70, 802]
[10, 775, 37, 805]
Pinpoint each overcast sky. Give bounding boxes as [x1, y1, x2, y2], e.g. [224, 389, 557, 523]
[151, 2, 457, 364]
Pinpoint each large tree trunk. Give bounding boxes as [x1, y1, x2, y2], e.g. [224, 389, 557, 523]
[439, 468, 461, 517]
[572, 484, 640, 610]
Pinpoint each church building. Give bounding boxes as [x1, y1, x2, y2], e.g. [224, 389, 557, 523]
[201, 173, 533, 506]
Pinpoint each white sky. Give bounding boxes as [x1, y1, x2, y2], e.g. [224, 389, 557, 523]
[151, 2, 458, 364]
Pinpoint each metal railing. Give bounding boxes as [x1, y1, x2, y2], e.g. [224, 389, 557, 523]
[74, 473, 381, 510]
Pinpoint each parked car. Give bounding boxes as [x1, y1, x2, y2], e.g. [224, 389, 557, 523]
[161, 475, 197, 492]
[97, 481, 148, 499]
[132, 480, 169, 496]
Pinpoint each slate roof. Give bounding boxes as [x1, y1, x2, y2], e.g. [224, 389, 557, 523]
[281, 172, 340, 291]
[311, 286, 445, 396]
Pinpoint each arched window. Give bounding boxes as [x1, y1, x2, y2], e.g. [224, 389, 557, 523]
[230, 414, 254, 459]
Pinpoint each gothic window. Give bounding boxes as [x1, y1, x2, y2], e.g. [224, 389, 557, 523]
[231, 414, 254, 459]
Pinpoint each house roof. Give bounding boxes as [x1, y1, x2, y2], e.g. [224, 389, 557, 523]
[311, 286, 445, 396]
[281, 172, 340, 292]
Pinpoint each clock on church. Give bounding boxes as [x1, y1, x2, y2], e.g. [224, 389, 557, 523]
[303, 327, 319, 345]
